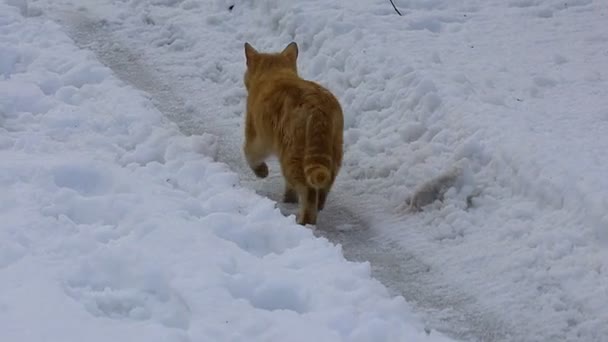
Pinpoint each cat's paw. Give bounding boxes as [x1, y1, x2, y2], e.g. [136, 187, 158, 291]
[253, 163, 269, 178]
[283, 189, 298, 203]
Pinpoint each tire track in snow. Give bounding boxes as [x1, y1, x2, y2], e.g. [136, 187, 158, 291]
[50, 10, 514, 342]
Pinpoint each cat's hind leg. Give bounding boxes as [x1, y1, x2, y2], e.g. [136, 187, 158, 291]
[297, 186, 318, 225]
[283, 182, 298, 203]
[318, 172, 336, 210]
[243, 139, 269, 178]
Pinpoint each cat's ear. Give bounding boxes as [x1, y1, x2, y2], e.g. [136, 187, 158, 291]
[281, 42, 298, 62]
[244, 42, 258, 66]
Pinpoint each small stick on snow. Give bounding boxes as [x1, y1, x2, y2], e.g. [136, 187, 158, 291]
[389, 0, 403, 16]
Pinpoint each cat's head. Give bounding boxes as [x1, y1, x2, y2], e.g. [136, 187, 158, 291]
[243, 42, 299, 90]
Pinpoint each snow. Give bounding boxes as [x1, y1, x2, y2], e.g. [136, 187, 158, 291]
[3, 0, 608, 340]
[0, 2, 452, 341]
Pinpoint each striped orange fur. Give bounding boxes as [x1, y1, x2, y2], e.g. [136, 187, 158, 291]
[242, 42, 343, 225]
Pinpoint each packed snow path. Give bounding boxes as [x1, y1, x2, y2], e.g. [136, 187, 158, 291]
[32, 0, 608, 341]
[50, 11, 504, 342]
[1, 2, 453, 341]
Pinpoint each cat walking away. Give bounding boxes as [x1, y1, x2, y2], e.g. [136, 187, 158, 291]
[242, 42, 344, 225]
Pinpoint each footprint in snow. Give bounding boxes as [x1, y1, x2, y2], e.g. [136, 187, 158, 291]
[64, 255, 191, 329]
[224, 273, 309, 314]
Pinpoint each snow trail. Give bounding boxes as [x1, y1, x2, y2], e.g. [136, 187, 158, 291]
[1, 2, 454, 341]
[50, 10, 511, 341]
[38, 0, 608, 341]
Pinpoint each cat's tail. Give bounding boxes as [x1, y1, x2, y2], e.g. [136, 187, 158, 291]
[304, 109, 333, 189]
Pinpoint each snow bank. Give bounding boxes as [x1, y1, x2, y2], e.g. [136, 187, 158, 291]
[22, 0, 608, 339]
[0, 3, 452, 341]
[39, 0, 608, 340]
[236, 1, 608, 339]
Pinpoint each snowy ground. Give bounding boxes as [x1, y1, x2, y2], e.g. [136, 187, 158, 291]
[3, 0, 608, 341]
[0, 2, 454, 341]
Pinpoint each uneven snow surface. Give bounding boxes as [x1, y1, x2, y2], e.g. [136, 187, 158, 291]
[0, 1, 453, 341]
[3, 0, 608, 341]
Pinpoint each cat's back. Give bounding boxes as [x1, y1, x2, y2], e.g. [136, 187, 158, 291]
[269, 76, 341, 114]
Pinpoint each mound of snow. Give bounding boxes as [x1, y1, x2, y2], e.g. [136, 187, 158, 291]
[0, 4, 452, 342]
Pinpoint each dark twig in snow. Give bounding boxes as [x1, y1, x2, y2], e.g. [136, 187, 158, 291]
[389, 0, 402, 16]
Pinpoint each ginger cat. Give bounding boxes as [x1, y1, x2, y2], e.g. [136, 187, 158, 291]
[242, 42, 344, 225]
